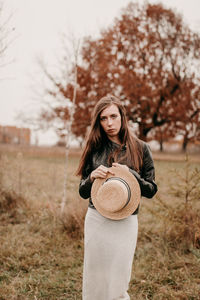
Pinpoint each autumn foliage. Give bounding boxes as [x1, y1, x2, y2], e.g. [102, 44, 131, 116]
[39, 2, 200, 149]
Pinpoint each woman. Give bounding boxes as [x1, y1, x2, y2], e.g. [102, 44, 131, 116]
[76, 95, 157, 300]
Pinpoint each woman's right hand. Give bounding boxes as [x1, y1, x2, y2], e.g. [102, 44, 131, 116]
[90, 165, 115, 182]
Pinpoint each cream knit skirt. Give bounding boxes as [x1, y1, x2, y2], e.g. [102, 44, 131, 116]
[82, 207, 138, 300]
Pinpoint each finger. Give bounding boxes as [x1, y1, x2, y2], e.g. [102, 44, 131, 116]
[101, 165, 110, 172]
[112, 163, 128, 171]
[96, 169, 107, 177]
[97, 169, 114, 178]
[98, 165, 111, 174]
[100, 165, 115, 176]
[96, 172, 108, 178]
[107, 169, 115, 176]
[112, 162, 119, 167]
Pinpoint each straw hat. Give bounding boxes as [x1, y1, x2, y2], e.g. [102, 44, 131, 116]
[91, 165, 141, 220]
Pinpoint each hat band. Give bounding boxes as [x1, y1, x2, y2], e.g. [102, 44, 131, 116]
[104, 177, 131, 209]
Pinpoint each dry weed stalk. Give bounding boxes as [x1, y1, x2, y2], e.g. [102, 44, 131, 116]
[171, 153, 200, 204]
[16, 152, 23, 195]
[0, 153, 7, 184]
[167, 154, 200, 249]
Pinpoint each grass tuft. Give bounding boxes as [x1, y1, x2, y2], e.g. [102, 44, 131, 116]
[0, 187, 25, 213]
[60, 200, 87, 239]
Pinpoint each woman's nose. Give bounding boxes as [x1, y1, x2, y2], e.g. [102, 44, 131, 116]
[107, 118, 113, 126]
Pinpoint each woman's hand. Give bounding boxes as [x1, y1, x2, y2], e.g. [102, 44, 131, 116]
[112, 162, 129, 171]
[90, 165, 115, 182]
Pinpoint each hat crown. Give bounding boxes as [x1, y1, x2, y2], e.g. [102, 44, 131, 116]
[91, 165, 141, 220]
[97, 177, 131, 213]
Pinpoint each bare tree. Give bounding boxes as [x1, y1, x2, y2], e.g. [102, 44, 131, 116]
[29, 34, 81, 212]
[29, 34, 81, 144]
[60, 38, 80, 213]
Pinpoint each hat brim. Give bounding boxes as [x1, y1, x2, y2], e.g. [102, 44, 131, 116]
[91, 165, 141, 220]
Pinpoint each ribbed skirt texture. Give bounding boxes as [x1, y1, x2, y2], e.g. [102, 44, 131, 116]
[82, 207, 138, 300]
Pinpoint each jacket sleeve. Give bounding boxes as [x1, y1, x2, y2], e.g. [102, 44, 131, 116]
[129, 143, 157, 198]
[79, 159, 93, 199]
[79, 175, 93, 199]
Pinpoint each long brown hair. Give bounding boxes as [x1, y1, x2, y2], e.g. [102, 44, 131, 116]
[76, 95, 143, 176]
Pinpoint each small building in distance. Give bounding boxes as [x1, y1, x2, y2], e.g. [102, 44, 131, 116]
[0, 125, 31, 145]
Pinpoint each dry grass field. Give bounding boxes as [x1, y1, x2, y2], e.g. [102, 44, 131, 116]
[0, 144, 200, 300]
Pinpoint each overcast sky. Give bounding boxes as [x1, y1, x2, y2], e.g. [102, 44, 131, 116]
[1, 0, 200, 145]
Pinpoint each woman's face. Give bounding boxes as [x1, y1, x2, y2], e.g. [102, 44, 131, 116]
[100, 104, 122, 143]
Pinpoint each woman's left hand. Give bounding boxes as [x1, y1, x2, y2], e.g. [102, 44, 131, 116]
[112, 162, 129, 171]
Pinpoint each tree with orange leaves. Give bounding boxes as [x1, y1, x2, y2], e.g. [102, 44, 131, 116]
[38, 2, 200, 150]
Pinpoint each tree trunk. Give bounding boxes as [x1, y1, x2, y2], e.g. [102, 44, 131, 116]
[159, 139, 164, 152]
[182, 135, 188, 152]
[138, 125, 148, 141]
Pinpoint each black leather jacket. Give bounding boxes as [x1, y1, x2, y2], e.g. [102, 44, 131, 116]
[79, 139, 157, 215]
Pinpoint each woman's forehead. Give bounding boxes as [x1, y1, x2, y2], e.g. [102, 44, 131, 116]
[100, 104, 120, 116]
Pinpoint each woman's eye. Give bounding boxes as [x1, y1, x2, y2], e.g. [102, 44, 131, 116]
[100, 117, 107, 121]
